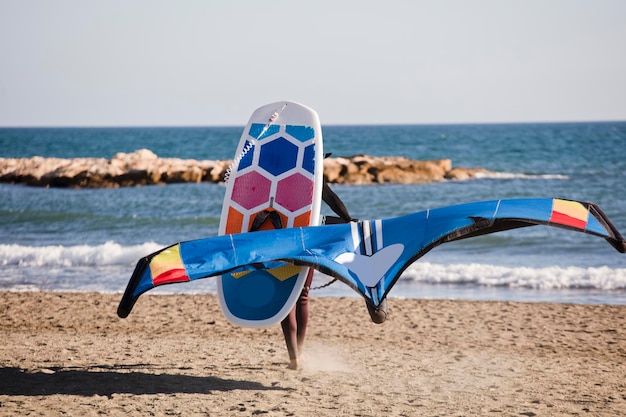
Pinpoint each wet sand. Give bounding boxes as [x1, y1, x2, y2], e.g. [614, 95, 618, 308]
[1, 291, 625, 416]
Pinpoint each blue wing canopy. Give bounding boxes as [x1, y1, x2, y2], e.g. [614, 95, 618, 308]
[118, 198, 625, 318]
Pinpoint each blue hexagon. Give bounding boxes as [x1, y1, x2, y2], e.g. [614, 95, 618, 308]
[249, 123, 280, 140]
[303, 144, 315, 174]
[286, 125, 315, 142]
[259, 137, 298, 176]
[236, 141, 254, 171]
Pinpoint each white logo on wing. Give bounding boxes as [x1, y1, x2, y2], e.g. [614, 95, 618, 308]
[333, 244, 404, 287]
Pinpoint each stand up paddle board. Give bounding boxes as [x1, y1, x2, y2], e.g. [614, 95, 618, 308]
[217, 101, 323, 327]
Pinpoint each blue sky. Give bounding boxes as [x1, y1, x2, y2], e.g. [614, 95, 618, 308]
[1, 0, 625, 126]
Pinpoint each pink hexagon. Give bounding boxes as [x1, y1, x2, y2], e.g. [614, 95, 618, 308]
[276, 173, 314, 212]
[232, 171, 272, 210]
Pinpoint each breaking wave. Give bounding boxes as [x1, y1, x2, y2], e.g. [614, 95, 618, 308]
[1, 244, 624, 299]
[0, 242, 162, 268]
[401, 262, 626, 291]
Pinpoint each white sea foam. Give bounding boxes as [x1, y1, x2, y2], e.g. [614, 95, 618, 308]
[473, 171, 570, 180]
[400, 262, 626, 291]
[1, 244, 624, 297]
[0, 242, 162, 268]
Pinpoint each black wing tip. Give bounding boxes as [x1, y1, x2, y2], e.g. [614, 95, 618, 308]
[117, 256, 152, 319]
[117, 305, 131, 318]
[366, 298, 388, 324]
[117, 295, 137, 318]
[117, 291, 141, 318]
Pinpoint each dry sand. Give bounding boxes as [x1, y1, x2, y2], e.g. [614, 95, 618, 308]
[1, 291, 625, 416]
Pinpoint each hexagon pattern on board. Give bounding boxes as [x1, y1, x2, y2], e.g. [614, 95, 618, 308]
[228, 124, 317, 230]
[231, 171, 272, 210]
[276, 173, 314, 212]
[258, 137, 298, 176]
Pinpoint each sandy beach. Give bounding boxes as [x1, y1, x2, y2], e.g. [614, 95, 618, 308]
[1, 291, 625, 416]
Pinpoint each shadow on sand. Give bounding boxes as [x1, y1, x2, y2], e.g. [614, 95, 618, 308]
[0, 365, 291, 397]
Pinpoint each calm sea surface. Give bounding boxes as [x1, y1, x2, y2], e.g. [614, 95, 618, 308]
[1, 123, 625, 304]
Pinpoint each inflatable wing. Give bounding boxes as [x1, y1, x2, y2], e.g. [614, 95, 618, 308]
[118, 198, 625, 318]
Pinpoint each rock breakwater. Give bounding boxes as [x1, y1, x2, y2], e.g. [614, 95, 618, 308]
[0, 149, 490, 188]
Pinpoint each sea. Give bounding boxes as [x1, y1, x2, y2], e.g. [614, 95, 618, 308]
[1, 122, 625, 305]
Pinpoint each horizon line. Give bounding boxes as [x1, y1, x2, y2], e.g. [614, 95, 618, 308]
[1, 119, 625, 129]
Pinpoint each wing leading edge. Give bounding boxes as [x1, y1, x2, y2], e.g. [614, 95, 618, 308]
[118, 198, 625, 318]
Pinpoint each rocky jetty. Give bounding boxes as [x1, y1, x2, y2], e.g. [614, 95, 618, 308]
[0, 149, 490, 188]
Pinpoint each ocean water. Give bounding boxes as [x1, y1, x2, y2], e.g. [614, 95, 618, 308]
[1, 123, 625, 305]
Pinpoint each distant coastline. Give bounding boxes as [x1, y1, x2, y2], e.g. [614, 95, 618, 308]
[0, 149, 490, 188]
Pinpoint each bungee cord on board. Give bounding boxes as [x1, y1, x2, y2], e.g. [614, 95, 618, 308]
[223, 103, 288, 184]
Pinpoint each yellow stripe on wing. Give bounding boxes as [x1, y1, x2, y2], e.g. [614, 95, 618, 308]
[230, 264, 301, 281]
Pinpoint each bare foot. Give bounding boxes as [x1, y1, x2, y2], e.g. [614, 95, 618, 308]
[287, 359, 299, 370]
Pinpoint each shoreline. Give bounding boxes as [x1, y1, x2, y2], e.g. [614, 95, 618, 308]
[2, 283, 626, 307]
[1, 291, 625, 415]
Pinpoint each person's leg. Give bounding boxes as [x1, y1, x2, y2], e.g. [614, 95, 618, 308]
[280, 308, 299, 369]
[296, 269, 313, 353]
[280, 268, 314, 370]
